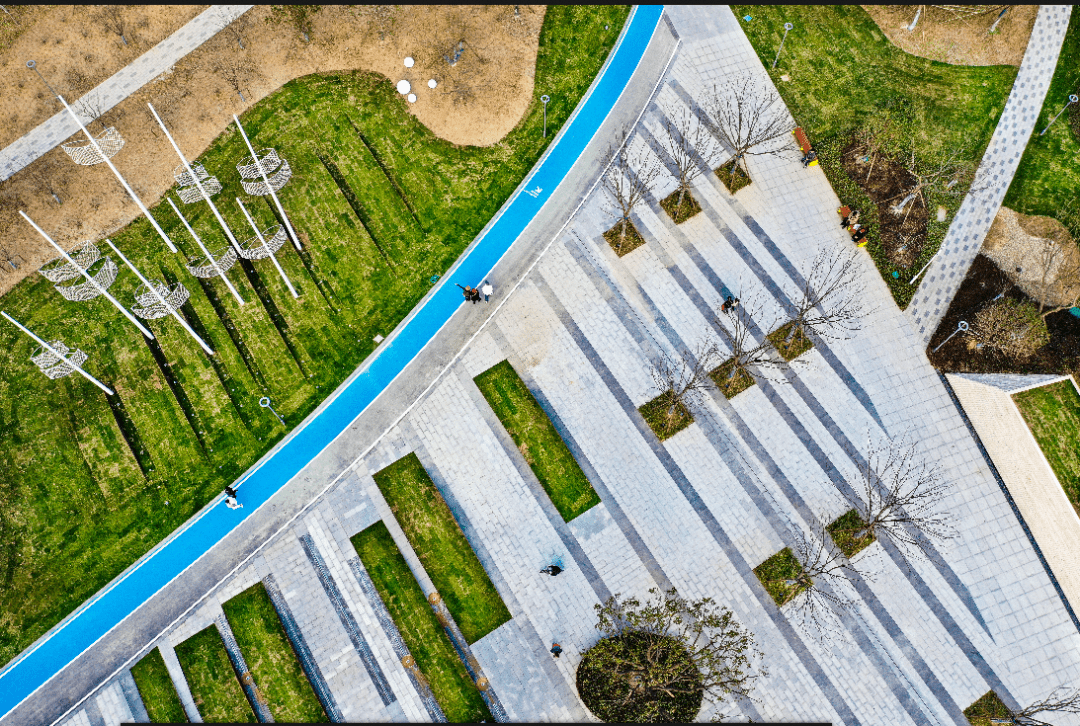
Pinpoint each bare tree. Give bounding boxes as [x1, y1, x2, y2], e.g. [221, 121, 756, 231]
[214, 56, 258, 103]
[23, 153, 66, 204]
[1007, 686, 1080, 726]
[850, 436, 956, 562]
[659, 103, 724, 213]
[787, 527, 859, 633]
[601, 130, 661, 253]
[217, 7, 252, 50]
[888, 145, 975, 218]
[971, 297, 1050, 358]
[706, 75, 795, 181]
[649, 338, 721, 435]
[715, 295, 790, 385]
[787, 246, 867, 344]
[98, 6, 129, 46]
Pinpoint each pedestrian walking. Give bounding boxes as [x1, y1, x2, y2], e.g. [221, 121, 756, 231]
[481, 281, 493, 302]
[721, 295, 741, 314]
[458, 284, 481, 304]
[540, 565, 563, 576]
[550, 643, 563, 658]
[851, 227, 869, 246]
[224, 485, 243, 509]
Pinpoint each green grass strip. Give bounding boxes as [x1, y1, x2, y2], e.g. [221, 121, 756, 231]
[734, 5, 1016, 308]
[222, 583, 328, 723]
[474, 360, 600, 520]
[130, 647, 187, 723]
[353, 521, 492, 723]
[1013, 379, 1080, 515]
[1004, 10, 1080, 241]
[373, 453, 511, 644]
[174, 626, 256, 723]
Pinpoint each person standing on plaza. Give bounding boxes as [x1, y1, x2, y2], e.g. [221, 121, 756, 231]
[481, 280, 494, 302]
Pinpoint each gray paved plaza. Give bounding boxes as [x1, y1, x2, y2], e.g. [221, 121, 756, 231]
[30, 5, 1080, 726]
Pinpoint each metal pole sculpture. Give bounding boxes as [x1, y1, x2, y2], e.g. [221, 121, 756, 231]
[27, 60, 176, 253]
[772, 23, 794, 68]
[148, 103, 242, 253]
[104, 239, 215, 355]
[174, 163, 223, 203]
[1040, 94, 1079, 136]
[167, 198, 246, 305]
[20, 211, 154, 339]
[233, 114, 302, 251]
[1, 311, 114, 395]
[38, 239, 120, 303]
[236, 198, 298, 298]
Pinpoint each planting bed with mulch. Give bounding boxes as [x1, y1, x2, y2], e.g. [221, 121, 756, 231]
[840, 139, 928, 269]
[716, 159, 752, 195]
[603, 220, 647, 257]
[660, 189, 702, 224]
[927, 255, 1080, 377]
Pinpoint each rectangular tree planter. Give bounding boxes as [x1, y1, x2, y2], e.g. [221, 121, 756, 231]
[638, 389, 694, 441]
[709, 359, 756, 399]
[474, 360, 600, 521]
[767, 322, 814, 362]
[826, 508, 875, 559]
[603, 219, 647, 257]
[222, 583, 328, 723]
[660, 188, 702, 224]
[353, 522, 492, 723]
[716, 158, 752, 194]
[373, 453, 512, 644]
[753, 547, 807, 608]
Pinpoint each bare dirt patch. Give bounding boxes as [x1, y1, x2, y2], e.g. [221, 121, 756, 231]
[862, 5, 1037, 67]
[982, 206, 1080, 309]
[840, 138, 927, 268]
[0, 6, 547, 297]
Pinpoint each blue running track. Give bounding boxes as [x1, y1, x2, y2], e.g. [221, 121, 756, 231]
[0, 5, 664, 720]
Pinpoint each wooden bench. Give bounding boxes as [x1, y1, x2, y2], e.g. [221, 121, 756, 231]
[792, 127, 819, 166]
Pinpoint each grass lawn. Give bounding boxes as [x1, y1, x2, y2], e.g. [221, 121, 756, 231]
[1013, 379, 1080, 515]
[130, 647, 187, 723]
[474, 360, 600, 520]
[174, 626, 255, 723]
[222, 583, 328, 723]
[710, 359, 756, 399]
[734, 5, 1016, 308]
[1004, 11, 1080, 241]
[353, 522, 492, 723]
[964, 690, 1012, 726]
[767, 322, 813, 361]
[827, 508, 875, 559]
[753, 547, 807, 608]
[0, 5, 630, 668]
[372, 453, 511, 644]
[638, 390, 693, 441]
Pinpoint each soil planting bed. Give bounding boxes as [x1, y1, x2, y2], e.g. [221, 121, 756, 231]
[660, 189, 702, 225]
[841, 138, 928, 268]
[603, 220, 646, 257]
[716, 158, 752, 194]
[927, 254, 1080, 376]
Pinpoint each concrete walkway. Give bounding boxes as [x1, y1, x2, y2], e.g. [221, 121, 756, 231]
[905, 5, 1072, 345]
[0, 5, 252, 182]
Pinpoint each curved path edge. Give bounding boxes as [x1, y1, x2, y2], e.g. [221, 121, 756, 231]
[0, 6, 673, 725]
[905, 5, 1072, 344]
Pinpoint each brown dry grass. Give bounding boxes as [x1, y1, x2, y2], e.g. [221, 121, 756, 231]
[0, 5, 546, 296]
[862, 5, 1037, 67]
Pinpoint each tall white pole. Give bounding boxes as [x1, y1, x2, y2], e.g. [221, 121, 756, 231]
[20, 211, 155, 339]
[50, 91, 176, 253]
[233, 114, 302, 251]
[1, 311, 115, 395]
[104, 239, 215, 355]
[236, 198, 298, 299]
[167, 198, 246, 305]
[147, 103, 242, 254]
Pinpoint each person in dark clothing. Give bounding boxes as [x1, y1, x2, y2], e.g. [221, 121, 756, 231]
[801, 148, 817, 167]
[540, 565, 563, 576]
[550, 643, 563, 658]
[224, 485, 243, 509]
[851, 227, 869, 245]
[721, 295, 741, 314]
[470, 288, 482, 303]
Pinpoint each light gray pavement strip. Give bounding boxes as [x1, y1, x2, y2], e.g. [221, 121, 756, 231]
[0, 6, 253, 182]
[158, 643, 201, 723]
[4, 15, 679, 726]
[117, 671, 149, 725]
[905, 5, 1073, 343]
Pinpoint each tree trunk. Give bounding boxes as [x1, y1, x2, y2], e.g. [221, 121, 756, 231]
[785, 321, 801, 344]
